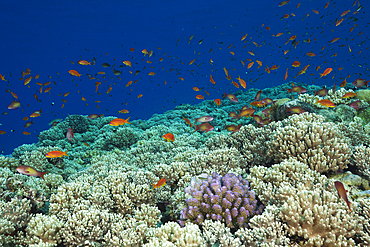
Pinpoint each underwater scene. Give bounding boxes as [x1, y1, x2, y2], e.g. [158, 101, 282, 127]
[0, 0, 370, 246]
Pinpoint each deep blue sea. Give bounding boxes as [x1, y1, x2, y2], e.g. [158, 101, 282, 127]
[0, 0, 369, 154]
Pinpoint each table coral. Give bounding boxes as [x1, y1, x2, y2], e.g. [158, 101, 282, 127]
[180, 172, 263, 228]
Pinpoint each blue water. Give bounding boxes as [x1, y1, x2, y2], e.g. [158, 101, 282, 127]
[0, 0, 369, 154]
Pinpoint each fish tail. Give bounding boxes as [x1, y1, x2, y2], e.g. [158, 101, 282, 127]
[39, 172, 48, 180]
[286, 88, 292, 94]
[222, 92, 227, 98]
[125, 117, 131, 124]
[64, 151, 69, 156]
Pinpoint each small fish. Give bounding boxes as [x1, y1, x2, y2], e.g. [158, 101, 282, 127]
[195, 95, 204, 100]
[286, 106, 305, 114]
[314, 88, 328, 97]
[316, 99, 335, 108]
[8, 100, 21, 109]
[183, 117, 192, 127]
[66, 128, 74, 142]
[349, 100, 361, 110]
[343, 92, 357, 98]
[23, 131, 31, 135]
[286, 86, 307, 94]
[254, 90, 262, 101]
[45, 150, 68, 158]
[109, 117, 131, 126]
[278, 1, 290, 7]
[261, 98, 276, 106]
[222, 92, 238, 102]
[334, 181, 352, 212]
[194, 123, 214, 133]
[163, 133, 175, 142]
[236, 76, 247, 89]
[352, 78, 368, 88]
[292, 61, 301, 67]
[195, 116, 214, 123]
[152, 178, 166, 190]
[68, 70, 81, 77]
[78, 60, 91, 65]
[214, 99, 221, 106]
[239, 108, 256, 118]
[122, 61, 132, 67]
[87, 114, 103, 119]
[118, 109, 129, 114]
[319, 68, 332, 78]
[16, 165, 47, 179]
[225, 123, 243, 134]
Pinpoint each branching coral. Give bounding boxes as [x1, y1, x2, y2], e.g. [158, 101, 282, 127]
[267, 112, 351, 173]
[180, 172, 263, 228]
[248, 158, 365, 246]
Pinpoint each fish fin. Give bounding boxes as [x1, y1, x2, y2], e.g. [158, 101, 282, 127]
[39, 172, 48, 180]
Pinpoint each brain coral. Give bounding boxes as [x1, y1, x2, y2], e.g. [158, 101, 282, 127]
[180, 172, 263, 229]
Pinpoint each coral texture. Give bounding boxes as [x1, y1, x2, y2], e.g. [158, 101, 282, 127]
[180, 172, 263, 228]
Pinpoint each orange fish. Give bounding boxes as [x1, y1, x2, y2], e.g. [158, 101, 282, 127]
[24, 76, 32, 85]
[247, 62, 254, 69]
[163, 133, 175, 142]
[225, 123, 243, 134]
[68, 70, 81, 77]
[109, 117, 131, 126]
[78, 60, 91, 65]
[343, 92, 357, 98]
[214, 99, 221, 106]
[306, 52, 316, 57]
[334, 181, 352, 212]
[335, 18, 344, 26]
[195, 95, 204, 100]
[285, 69, 288, 80]
[286, 86, 307, 94]
[148, 72, 156, 76]
[118, 109, 129, 113]
[236, 76, 247, 89]
[122, 61, 132, 67]
[210, 75, 216, 85]
[0, 130, 6, 134]
[189, 59, 195, 65]
[193, 87, 200, 91]
[286, 106, 305, 114]
[152, 178, 166, 190]
[241, 33, 248, 41]
[319, 68, 332, 78]
[22, 131, 31, 135]
[137, 94, 143, 98]
[238, 108, 255, 118]
[292, 61, 301, 67]
[328, 38, 340, 43]
[314, 88, 328, 97]
[183, 117, 192, 127]
[16, 165, 47, 179]
[316, 99, 335, 108]
[45, 150, 69, 158]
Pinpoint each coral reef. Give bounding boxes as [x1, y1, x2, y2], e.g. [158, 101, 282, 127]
[180, 172, 263, 228]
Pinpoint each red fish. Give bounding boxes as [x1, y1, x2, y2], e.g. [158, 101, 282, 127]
[334, 181, 352, 212]
[352, 78, 368, 88]
[286, 86, 307, 94]
[222, 92, 238, 102]
[261, 98, 276, 106]
[68, 70, 81, 77]
[152, 178, 166, 190]
[349, 100, 361, 110]
[314, 88, 328, 97]
[66, 128, 74, 142]
[16, 165, 47, 179]
[214, 99, 221, 106]
[254, 90, 262, 101]
[319, 68, 332, 78]
[163, 133, 175, 142]
[194, 123, 214, 133]
[183, 117, 192, 127]
[195, 116, 214, 123]
[343, 92, 357, 98]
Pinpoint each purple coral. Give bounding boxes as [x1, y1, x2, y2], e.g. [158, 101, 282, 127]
[180, 172, 263, 228]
